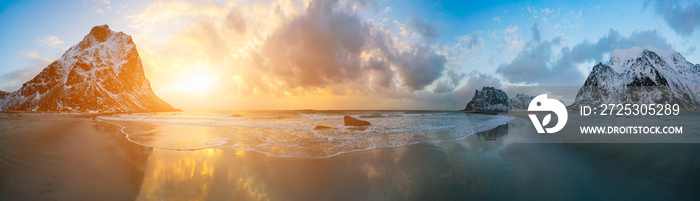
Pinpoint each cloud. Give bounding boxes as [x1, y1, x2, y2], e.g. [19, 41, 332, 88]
[394, 44, 447, 90]
[456, 34, 482, 51]
[0, 52, 51, 91]
[259, 0, 375, 88]
[453, 71, 502, 101]
[257, 0, 446, 92]
[383, 7, 392, 13]
[432, 81, 453, 93]
[531, 21, 541, 42]
[496, 23, 568, 85]
[37, 35, 64, 47]
[90, 0, 112, 14]
[541, 8, 554, 15]
[439, 34, 483, 67]
[497, 22, 672, 86]
[496, 37, 567, 85]
[494, 25, 524, 52]
[406, 15, 439, 44]
[126, 0, 451, 110]
[0, 67, 44, 92]
[646, 0, 700, 36]
[225, 8, 246, 34]
[127, 1, 228, 33]
[432, 69, 467, 93]
[686, 45, 696, 55]
[412, 71, 502, 109]
[569, 29, 672, 63]
[366, 57, 394, 88]
[18, 51, 39, 59]
[447, 69, 467, 87]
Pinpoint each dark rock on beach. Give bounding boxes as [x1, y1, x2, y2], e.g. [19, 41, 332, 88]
[343, 115, 371, 126]
[314, 126, 333, 130]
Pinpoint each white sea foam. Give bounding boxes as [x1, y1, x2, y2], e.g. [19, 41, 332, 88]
[110, 113, 248, 121]
[297, 113, 345, 120]
[98, 111, 509, 158]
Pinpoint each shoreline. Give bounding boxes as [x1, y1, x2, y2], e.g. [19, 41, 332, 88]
[1, 113, 698, 200]
[95, 111, 510, 158]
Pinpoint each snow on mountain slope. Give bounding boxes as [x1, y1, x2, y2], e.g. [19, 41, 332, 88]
[572, 46, 700, 109]
[508, 93, 534, 110]
[464, 87, 508, 112]
[0, 25, 176, 112]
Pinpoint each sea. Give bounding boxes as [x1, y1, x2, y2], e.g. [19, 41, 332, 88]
[97, 110, 509, 158]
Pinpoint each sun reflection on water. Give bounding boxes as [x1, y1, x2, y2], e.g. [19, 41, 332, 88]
[135, 146, 275, 201]
[137, 148, 221, 201]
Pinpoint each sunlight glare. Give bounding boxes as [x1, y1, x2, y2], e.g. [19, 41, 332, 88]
[184, 74, 211, 91]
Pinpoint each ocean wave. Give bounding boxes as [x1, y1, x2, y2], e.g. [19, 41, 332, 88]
[98, 112, 509, 158]
[106, 113, 248, 121]
[297, 113, 345, 120]
[99, 115, 313, 130]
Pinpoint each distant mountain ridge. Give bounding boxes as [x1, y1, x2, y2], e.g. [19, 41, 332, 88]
[572, 46, 700, 109]
[508, 93, 534, 110]
[0, 25, 176, 112]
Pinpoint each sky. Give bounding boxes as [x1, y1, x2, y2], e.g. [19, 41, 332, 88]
[1, 0, 700, 110]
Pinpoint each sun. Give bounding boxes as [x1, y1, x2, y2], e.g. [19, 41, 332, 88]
[183, 74, 211, 91]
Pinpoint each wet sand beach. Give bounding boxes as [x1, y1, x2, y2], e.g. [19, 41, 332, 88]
[0, 114, 151, 200]
[0, 113, 699, 200]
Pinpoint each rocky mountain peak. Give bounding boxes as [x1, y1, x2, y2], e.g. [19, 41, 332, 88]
[573, 46, 700, 109]
[609, 46, 683, 68]
[88, 24, 113, 42]
[0, 25, 176, 112]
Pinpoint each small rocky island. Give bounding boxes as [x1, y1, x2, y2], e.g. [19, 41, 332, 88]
[463, 87, 509, 112]
[463, 87, 542, 112]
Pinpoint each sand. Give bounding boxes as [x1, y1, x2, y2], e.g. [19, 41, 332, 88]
[0, 113, 151, 200]
[0, 113, 699, 200]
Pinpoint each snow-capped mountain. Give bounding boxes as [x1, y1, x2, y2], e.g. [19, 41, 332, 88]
[572, 46, 700, 109]
[0, 90, 9, 100]
[508, 93, 534, 110]
[464, 87, 508, 112]
[0, 25, 176, 112]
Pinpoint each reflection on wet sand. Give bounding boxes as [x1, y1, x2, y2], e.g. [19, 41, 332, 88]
[3, 115, 699, 200]
[131, 119, 699, 200]
[131, 123, 515, 200]
[137, 149, 223, 201]
[475, 124, 509, 141]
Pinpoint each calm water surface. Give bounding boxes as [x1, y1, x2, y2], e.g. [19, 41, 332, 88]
[92, 112, 700, 200]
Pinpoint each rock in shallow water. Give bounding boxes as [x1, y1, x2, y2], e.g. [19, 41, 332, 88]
[314, 126, 333, 130]
[343, 115, 371, 126]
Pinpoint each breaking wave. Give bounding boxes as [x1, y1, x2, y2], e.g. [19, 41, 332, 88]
[98, 111, 508, 158]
